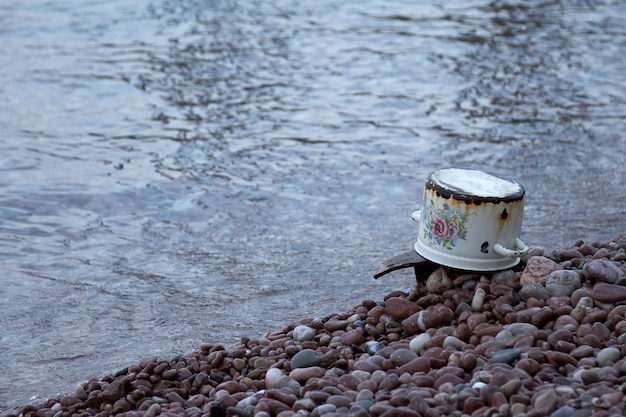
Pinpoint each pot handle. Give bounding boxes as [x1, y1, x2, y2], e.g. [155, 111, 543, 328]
[411, 210, 422, 222]
[494, 238, 529, 258]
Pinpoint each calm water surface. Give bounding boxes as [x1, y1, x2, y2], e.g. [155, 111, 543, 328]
[1, 0, 625, 410]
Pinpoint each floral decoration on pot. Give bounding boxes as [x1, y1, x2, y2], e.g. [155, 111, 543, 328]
[422, 200, 473, 250]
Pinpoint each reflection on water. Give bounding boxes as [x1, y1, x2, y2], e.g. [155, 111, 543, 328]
[1, 0, 625, 410]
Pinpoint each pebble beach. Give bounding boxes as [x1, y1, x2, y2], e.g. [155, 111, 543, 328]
[6, 235, 626, 417]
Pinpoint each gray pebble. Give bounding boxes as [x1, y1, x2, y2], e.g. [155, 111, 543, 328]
[366, 355, 385, 367]
[350, 370, 372, 382]
[74, 384, 87, 401]
[519, 283, 550, 301]
[455, 302, 472, 316]
[550, 406, 575, 417]
[506, 322, 538, 336]
[293, 399, 317, 412]
[365, 341, 385, 355]
[570, 288, 592, 308]
[311, 403, 337, 417]
[236, 396, 257, 409]
[356, 389, 374, 402]
[533, 388, 559, 415]
[490, 348, 521, 364]
[461, 280, 477, 291]
[495, 329, 514, 345]
[353, 400, 374, 411]
[545, 270, 581, 296]
[596, 347, 621, 366]
[583, 258, 625, 283]
[290, 348, 320, 369]
[521, 246, 548, 262]
[492, 269, 514, 283]
[442, 336, 466, 350]
[371, 369, 387, 384]
[575, 296, 594, 309]
[226, 406, 252, 417]
[390, 348, 418, 366]
[274, 375, 301, 393]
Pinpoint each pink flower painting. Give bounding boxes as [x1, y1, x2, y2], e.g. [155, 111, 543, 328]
[422, 201, 472, 250]
[431, 216, 448, 238]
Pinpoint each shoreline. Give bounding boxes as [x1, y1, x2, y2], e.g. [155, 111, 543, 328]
[4, 235, 626, 417]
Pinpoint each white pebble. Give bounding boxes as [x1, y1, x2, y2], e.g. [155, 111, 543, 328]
[576, 296, 594, 309]
[442, 336, 466, 350]
[505, 323, 538, 336]
[356, 389, 374, 401]
[472, 381, 488, 390]
[236, 396, 257, 409]
[426, 267, 453, 294]
[265, 368, 283, 389]
[371, 369, 387, 384]
[312, 404, 336, 417]
[350, 370, 371, 382]
[472, 288, 486, 311]
[214, 389, 230, 400]
[348, 313, 361, 323]
[409, 333, 431, 354]
[292, 325, 316, 342]
[495, 329, 514, 345]
[596, 347, 621, 366]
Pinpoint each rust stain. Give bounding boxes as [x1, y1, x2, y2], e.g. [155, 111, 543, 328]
[494, 199, 524, 243]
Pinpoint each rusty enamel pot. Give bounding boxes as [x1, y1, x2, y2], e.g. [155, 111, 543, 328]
[412, 168, 528, 271]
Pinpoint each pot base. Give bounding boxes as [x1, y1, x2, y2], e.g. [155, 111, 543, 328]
[414, 240, 520, 272]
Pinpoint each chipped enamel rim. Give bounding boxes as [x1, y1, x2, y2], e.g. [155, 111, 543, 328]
[426, 168, 524, 205]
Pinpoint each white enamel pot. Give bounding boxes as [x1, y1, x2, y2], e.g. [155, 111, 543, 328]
[413, 168, 528, 271]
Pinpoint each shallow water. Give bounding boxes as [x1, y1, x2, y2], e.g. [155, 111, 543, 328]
[1, 0, 625, 410]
